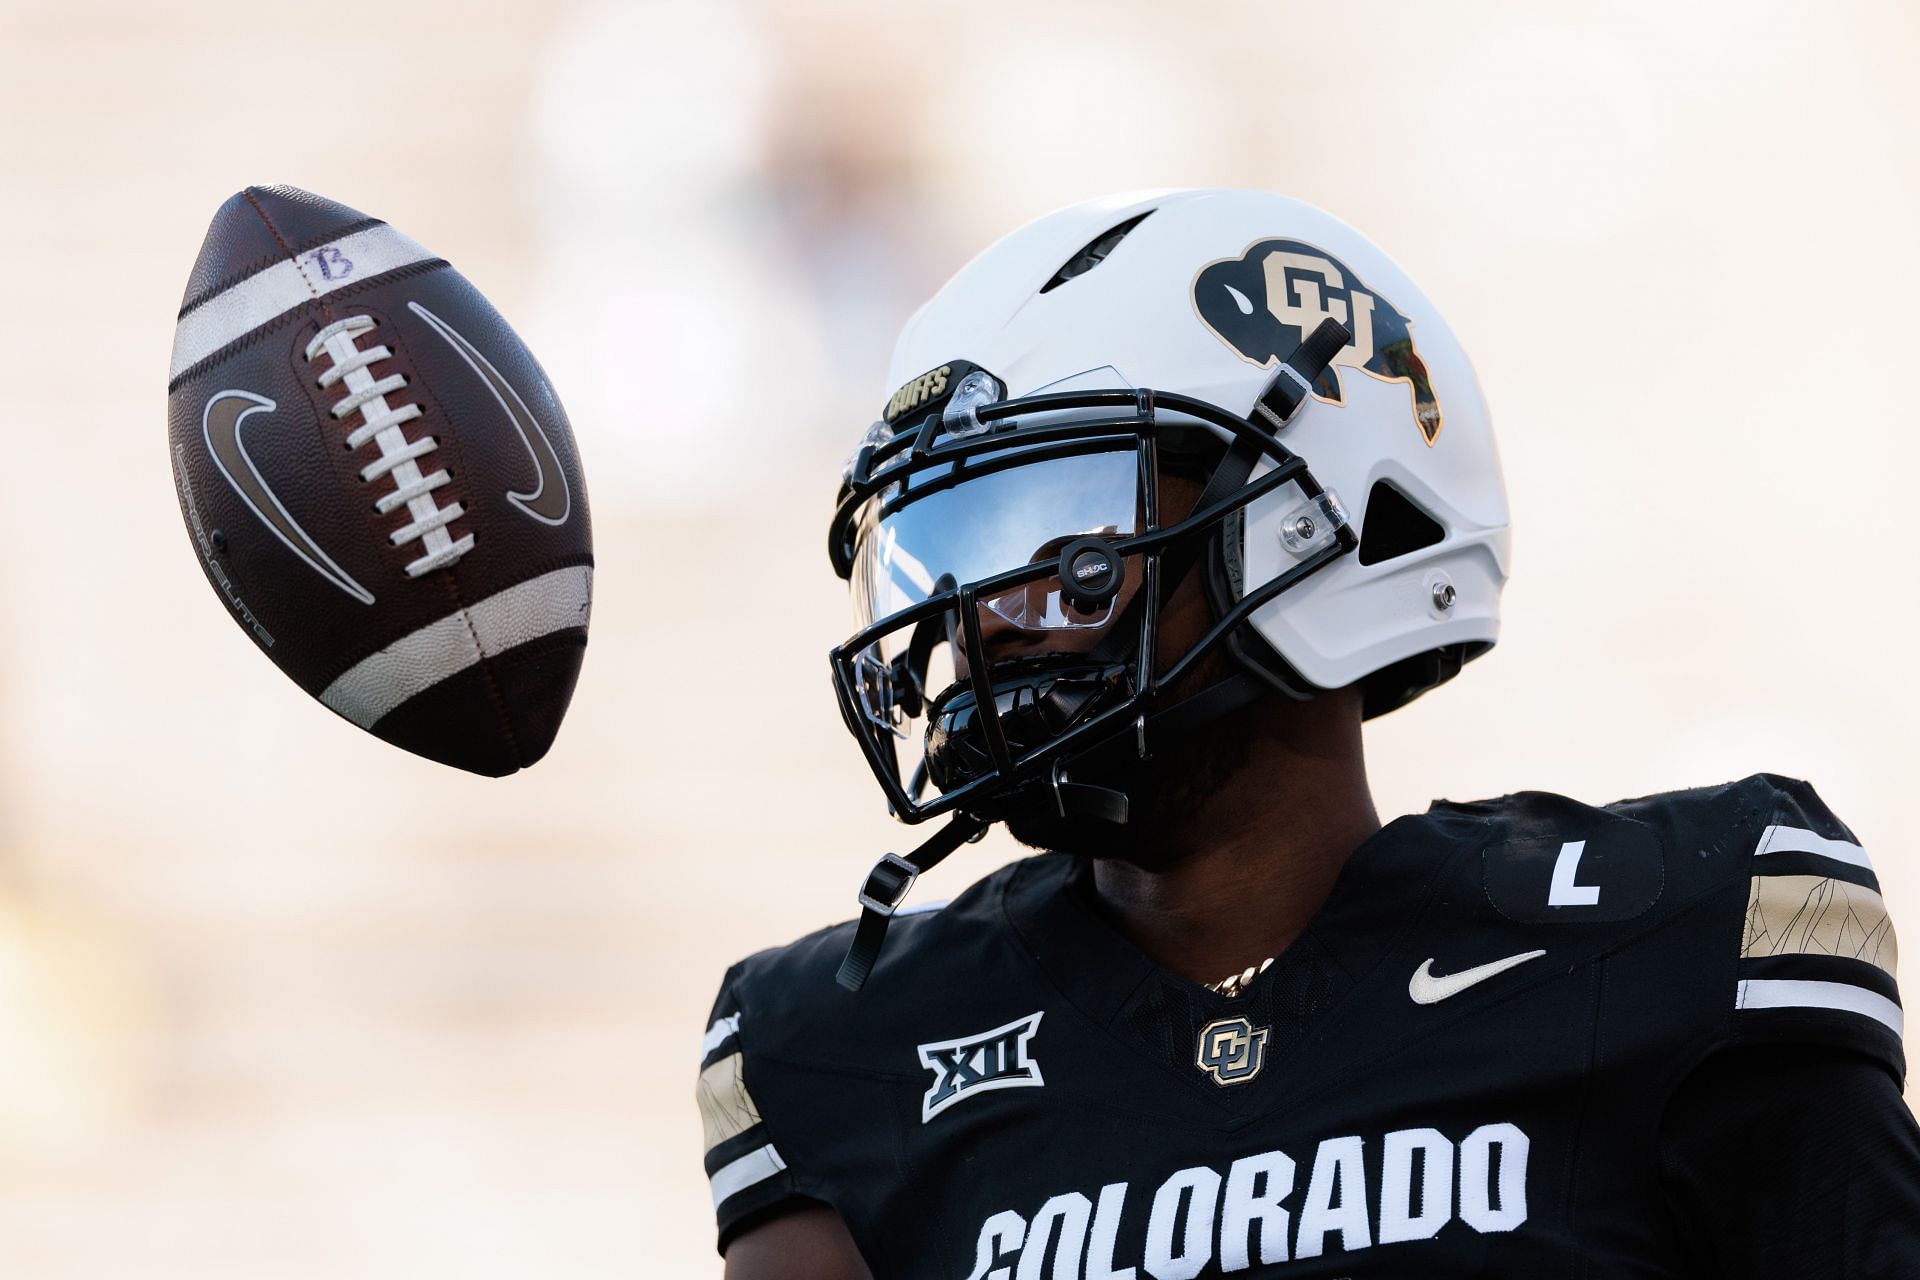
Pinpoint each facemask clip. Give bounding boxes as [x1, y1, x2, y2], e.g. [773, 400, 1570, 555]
[942, 371, 1005, 437]
[1277, 490, 1349, 556]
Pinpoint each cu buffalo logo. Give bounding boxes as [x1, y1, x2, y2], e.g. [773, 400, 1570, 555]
[1194, 239, 1444, 446]
[1195, 1015, 1270, 1086]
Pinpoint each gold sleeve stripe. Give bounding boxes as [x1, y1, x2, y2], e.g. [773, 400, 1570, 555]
[697, 1051, 763, 1154]
[1743, 874, 1898, 976]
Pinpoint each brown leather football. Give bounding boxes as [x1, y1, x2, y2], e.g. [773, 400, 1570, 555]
[167, 186, 593, 776]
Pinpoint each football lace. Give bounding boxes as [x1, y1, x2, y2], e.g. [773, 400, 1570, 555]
[306, 315, 474, 577]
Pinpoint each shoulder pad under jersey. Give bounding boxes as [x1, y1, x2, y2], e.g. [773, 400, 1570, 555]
[1428, 774, 1902, 1082]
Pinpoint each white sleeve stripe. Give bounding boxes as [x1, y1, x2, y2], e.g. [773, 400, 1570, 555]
[169, 223, 438, 381]
[1735, 978, 1904, 1035]
[701, 1012, 741, 1061]
[1754, 824, 1871, 869]
[709, 1143, 787, 1209]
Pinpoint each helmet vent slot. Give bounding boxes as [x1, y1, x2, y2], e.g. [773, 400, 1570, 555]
[1040, 211, 1154, 293]
[1357, 480, 1445, 567]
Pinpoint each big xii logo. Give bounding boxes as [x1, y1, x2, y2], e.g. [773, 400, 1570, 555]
[1193, 239, 1445, 446]
[916, 1012, 1045, 1123]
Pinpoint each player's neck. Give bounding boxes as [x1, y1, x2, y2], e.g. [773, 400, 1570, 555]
[1089, 690, 1379, 989]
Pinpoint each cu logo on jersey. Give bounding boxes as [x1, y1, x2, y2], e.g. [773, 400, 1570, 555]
[1192, 238, 1443, 446]
[916, 1012, 1045, 1123]
[1196, 1015, 1270, 1086]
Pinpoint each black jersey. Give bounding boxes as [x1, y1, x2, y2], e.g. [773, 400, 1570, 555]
[697, 775, 1917, 1277]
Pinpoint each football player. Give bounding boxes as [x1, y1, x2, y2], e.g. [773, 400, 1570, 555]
[698, 189, 1920, 1278]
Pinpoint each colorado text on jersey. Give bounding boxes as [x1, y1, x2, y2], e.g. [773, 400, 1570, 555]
[963, 1122, 1529, 1278]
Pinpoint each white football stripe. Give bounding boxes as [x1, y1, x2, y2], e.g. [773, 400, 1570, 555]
[1753, 824, 1871, 869]
[701, 1013, 741, 1062]
[170, 223, 436, 382]
[1736, 978, 1903, 1035]
[709, 1143, 787, 1210]
[320, 565, 592, 728]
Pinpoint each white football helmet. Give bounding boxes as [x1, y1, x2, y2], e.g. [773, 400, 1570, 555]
[827, 189, 1510, 985]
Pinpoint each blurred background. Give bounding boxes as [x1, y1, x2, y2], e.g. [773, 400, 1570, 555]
[1, 0, 1915, 1273]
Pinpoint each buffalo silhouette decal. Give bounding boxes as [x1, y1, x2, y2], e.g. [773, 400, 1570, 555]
[1193, 239, 1443, 445]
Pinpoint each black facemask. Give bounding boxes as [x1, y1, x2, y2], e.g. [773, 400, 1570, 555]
[826, 319, 1356, 991]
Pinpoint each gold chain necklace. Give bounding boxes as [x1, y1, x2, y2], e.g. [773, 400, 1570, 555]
[1205, 956, 1275, 998]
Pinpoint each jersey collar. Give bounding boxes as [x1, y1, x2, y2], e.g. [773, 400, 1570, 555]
[999, 811, 1459, 1096]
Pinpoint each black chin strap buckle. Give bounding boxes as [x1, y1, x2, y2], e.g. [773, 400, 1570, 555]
[1251, 317, 1352, 432]
[856, 853, 918, 917]
[837, 814, 988, 992]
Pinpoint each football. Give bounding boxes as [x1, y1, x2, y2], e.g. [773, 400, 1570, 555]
[166, 185, 594, 776]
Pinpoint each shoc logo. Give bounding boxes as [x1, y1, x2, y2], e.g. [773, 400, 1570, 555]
[1073, 558, 1110, 582]
[1196, 1016, 1270, 1086]
[917, 1012, 1045, 1122]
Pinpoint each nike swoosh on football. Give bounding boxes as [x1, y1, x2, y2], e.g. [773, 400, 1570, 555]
[1408, 949, 1547, 1005]
[203, 389, 375, 603]
[407, 300, 571, 526]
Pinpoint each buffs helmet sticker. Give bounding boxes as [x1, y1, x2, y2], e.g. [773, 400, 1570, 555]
[1194, 238, 1444, 445]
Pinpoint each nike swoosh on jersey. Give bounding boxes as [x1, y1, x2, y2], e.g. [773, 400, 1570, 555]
[1408, 949, 1547, 1005]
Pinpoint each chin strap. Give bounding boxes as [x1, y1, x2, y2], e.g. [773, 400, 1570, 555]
[1046, 760, 1131, 823]
[1147, 667, 1274, 739]
[837, 812, 990, 991]
[1159, 316, 1353, 589]
[1084, 317, 1354, 675]
[1031, 667, 1271, 815]
[1034, 318, 1350, 792]
[1253, 316, 1351, 430]
[989, 757, 1132, 826]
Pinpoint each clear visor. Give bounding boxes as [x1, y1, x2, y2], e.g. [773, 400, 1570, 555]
[847, 446, 1142, 748]
[851, 447, 1141, 631]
